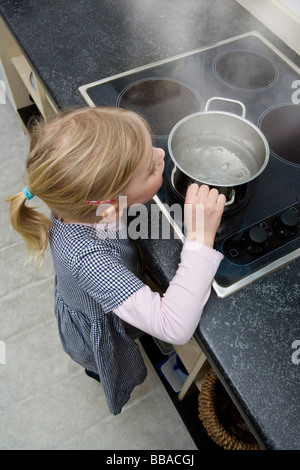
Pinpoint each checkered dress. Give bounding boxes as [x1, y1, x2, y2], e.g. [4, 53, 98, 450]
[49, 215, 147, 415]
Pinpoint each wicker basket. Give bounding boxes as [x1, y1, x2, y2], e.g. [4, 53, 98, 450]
[198, 369, 261, 450]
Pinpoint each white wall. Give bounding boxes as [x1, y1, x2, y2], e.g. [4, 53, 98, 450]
[279, 0, 300, 17]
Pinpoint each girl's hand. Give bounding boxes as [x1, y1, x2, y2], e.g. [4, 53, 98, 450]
[184, 184, 226, 247]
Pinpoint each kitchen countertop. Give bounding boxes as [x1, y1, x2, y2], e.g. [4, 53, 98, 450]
[1, 0, 299, 450]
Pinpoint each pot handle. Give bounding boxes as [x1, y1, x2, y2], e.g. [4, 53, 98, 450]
[225, 188, 235, 206]
[204, 97, 246, 118]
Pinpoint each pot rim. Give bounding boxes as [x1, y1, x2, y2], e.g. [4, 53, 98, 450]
[168, 110, 270, 187]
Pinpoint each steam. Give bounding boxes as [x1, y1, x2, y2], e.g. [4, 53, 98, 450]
[115, 1, 297, 120]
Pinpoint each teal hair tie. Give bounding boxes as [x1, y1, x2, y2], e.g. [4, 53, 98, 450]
[23, 186, 35, 200]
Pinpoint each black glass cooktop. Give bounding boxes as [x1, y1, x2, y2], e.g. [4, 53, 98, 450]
[79, 32, 300, 297]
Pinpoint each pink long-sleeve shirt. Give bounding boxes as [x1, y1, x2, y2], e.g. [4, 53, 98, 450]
[114, 239, 223, 345]
[71, 218, 223, 346]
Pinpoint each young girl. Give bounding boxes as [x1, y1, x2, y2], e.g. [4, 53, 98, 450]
[6, 107, 226, 415]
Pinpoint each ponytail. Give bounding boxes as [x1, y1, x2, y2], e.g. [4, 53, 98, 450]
[5, 191, 51, 268]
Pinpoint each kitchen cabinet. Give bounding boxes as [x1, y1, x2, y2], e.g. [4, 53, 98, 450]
[173, 339, 211, 400]
[0, 16, 58, 131]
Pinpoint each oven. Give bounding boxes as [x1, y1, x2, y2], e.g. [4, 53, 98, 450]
[79, 31, 300, 298]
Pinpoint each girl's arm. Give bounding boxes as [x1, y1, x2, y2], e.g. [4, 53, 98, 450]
[114, 238, 223, 345]
[114, 184, 225, 344]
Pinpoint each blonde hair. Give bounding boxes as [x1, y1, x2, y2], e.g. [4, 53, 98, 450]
[5, 106, 151, 267]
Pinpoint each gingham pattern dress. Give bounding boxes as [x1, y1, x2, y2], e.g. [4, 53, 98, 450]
[49, 215, 147, 415]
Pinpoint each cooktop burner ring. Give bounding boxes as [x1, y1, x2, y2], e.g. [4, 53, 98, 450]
[213, 49, 279, 91]
[116, 77, 203, 138]
[258, 103, 300, 167]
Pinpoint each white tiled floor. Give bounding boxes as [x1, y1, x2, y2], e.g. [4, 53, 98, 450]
[0, 99, 196, 450]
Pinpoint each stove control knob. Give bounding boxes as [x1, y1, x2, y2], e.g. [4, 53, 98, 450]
[241, 226, 268, 254]
[273, 210, 299, 238]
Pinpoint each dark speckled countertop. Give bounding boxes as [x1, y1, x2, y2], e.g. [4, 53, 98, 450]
[1, 0, 299, 450]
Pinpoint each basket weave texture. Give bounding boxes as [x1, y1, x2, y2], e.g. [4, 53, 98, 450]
[198, 369, 261, 450]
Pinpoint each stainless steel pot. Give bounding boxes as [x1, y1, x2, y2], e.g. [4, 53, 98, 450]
[168, 97, 269, 213]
